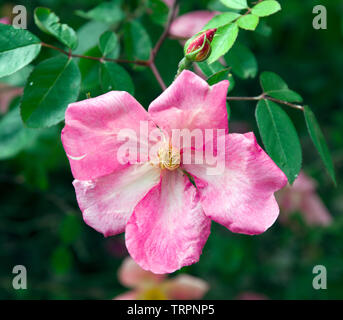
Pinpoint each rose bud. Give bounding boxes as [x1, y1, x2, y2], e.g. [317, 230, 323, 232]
[184, 28, 216, 62]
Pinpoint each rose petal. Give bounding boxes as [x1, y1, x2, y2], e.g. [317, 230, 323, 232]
[73, 163, 161, 237]
[62, 91, 157, 180]
[169, 11, 217, 39]
[125, 169, 211, 274]
[183, 133, 288, 235]
[165, 274, 209, 300]
[148, 70, 229, 140]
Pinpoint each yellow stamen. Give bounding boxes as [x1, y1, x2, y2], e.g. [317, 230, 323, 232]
[158, 144, 180, 171]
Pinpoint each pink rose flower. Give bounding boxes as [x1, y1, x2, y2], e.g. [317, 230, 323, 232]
[276, 171, 332, 227]
[61, 70, 287, 274]
[114, 257, 208, 300]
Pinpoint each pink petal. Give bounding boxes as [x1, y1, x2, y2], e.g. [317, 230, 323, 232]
[61, 91, 157, 180]
[125, 170, 211, 274]
[148, 70, 229, 139]
[118, 257, 165, 288]
[301, 194, 332, 227]
[165, 274, 209, 300]
[291, 171, 316, 192]
[169, 11, 217, 39]
[183, 133, 288, 235]
[113, 290, 139, 300]
[73, 163, 161, 237]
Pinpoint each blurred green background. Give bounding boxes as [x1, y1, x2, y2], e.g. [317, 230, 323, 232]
[0, 0, 342, 299]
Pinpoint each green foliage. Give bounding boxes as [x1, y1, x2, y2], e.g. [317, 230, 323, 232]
[0, 24, 41, 78]
[208, 23, 239, 64]
[100, 62, 134, 94]
[237, 14, 259, 31]
[255, 99, 302, 184]
[304, 106, 336, 184]
[225, 43, 258, 79]
[251, 0, 281, 17]
[51, 246, 73, 274]
[203, 12, 241, 30]
[99, 31, 120, 58]
[220, 0, 248, 10]
[75, 1, 124, 25]
[59, 215, 82, 245]
[124, 20, 152, 62]
[0, 106, 40, 160]
[20, 55, 81, 128]
[147, 0, 169, 26]
[260, 71, 303, 102]
[34, 7, 78, 50]
[0, 65, 33, 87]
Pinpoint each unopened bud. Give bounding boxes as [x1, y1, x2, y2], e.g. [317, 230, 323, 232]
[184, 28, 216, 62]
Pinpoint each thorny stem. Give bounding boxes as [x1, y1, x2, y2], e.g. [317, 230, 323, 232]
[40, 0, 180, 90]
[227, 94, 305, 111]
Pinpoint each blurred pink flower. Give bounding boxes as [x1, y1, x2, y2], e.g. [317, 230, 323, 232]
[0, 84, 23, 114]
[114, 257, 209, 300]
[237, 292, 269, 300]
[62, 70, 287, 274]
[163, 0, 175, 7]
[0, 17, 10, 25]
[276, 172, 332, 227]
[169, 11, 217, 39]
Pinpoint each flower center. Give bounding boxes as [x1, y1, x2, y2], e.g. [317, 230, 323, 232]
[158, 144, 181, 171]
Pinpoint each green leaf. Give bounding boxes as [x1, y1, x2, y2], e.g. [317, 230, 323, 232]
[147, 0, 169, 26]
[78, 46, 102, 92]
[237, 14, 259, 31]
[251, 0, 281, 17]
[220, 0, 248, 10]
[21, 55, 81, 128]
[34, 7, 78, 50]
[260, 71, 303, 102]
[207, 68, 231, 85]
[74, 21, 109, 55]
[225, 43, 257, 79]
[0, 106, 40, 160]
[0, 24, 41, 78]
[303, 105, 336, 184]
[203, 12, 241, 30]
[197, 61, 235, 92]
[100, 62, 134, 94]
[197, 60, 223, 77]
[0, 65, 33, 87]
[208, 23, 239, 64]
[124, 20, 152, 62]
[76, 1, 124, 25]
[255, 99, 302, 184]
[99, 31, 119, 58]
